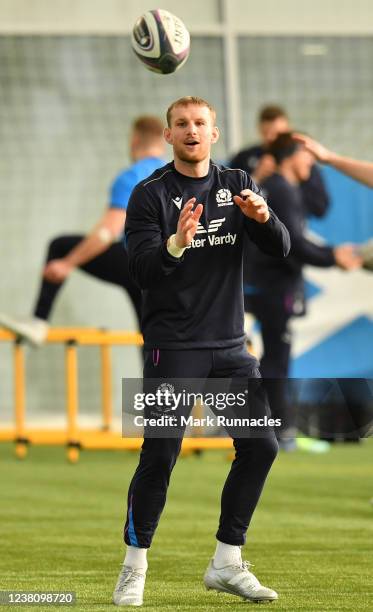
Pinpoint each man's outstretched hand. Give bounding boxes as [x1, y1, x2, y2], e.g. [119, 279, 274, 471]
[293, 133, 333, 164]
[174, 198, 204, 247]
[233, 189, 270, 223]
[333, 244, 362, 270]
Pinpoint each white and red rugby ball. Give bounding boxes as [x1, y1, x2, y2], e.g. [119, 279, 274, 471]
[131, 9, 190, 74]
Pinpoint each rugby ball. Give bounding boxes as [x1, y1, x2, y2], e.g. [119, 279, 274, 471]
[131, 9, 190, 75]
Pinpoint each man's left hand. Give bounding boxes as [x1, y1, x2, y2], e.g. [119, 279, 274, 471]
[233, 189, 270, 224]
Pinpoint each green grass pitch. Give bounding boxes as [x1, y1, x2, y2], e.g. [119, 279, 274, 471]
[0, 441, 372, 611]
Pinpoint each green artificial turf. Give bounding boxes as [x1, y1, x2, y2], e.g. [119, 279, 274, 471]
[0, 441, 372, 611]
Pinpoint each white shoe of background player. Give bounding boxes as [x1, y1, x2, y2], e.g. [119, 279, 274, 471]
[204, 558, 278, 603]
[0, 313, 49, 346]
[113, 564, 146, 606]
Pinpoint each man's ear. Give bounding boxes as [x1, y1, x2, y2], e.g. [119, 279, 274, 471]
[211, 126, 220, 144]
[164, 127, 173, 144]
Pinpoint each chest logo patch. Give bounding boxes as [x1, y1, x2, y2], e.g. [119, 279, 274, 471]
[216, 188, 233, 206]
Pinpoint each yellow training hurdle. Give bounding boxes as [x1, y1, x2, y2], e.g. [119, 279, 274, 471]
[0, 327, 233, 462]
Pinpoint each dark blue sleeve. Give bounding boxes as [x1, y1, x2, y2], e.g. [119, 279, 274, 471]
[270, 181, 335, 267]
[124, 185, 184, 289]
[300, 164, 330, 218]
[242, 175, 291, 258]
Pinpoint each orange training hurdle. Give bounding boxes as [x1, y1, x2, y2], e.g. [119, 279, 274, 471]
[0, 328, 233, 462]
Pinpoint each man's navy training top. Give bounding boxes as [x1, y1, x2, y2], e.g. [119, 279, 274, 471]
[246, 173, 335, 293]
[125, 161, 290, 350]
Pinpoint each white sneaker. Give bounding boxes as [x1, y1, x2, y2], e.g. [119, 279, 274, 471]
[204, 558, 278, 603]
[113, 564, 146, 606]
[0, 314, 49, 346]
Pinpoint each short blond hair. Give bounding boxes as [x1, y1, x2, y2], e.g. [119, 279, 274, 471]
[132, 116, 164, 143]
[166, 96, 216, 127]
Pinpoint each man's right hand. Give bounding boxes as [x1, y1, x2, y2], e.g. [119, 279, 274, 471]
[174, 198, 204, 247]
[333, 244, 362, 270]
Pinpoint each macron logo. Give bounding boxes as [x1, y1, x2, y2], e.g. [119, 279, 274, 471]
[196, 218, 226, 235]
[171, 196, 182, 210]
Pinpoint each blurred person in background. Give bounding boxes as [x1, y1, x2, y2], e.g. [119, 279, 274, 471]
[244, 132, 362, 450]
[0, 116, 166, 345]
[230, 104, 329, 219]
[232, 105, 331, 358]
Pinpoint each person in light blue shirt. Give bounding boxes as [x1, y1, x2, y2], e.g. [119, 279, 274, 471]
[0, 117, 166, 345]
[110, 157, 166, 212]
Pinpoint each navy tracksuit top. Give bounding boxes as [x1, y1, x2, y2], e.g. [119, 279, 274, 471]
[125, 161, 290, 350]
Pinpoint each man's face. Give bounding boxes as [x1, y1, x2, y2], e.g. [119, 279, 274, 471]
[259, 117, 290, 145]
[292, 148, 315, 182]
[164, 104, 219, 164]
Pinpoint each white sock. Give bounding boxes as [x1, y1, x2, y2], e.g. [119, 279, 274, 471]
[124, 546, 148, 573]
[214, 540, 242, 569]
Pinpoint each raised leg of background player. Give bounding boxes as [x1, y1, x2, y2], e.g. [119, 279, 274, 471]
[0, 235, 142, 345]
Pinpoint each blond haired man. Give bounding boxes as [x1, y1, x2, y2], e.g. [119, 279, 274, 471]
[113, 97, 290, 606]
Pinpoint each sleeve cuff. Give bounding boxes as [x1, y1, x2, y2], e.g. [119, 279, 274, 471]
[167, 234, 186, 258]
